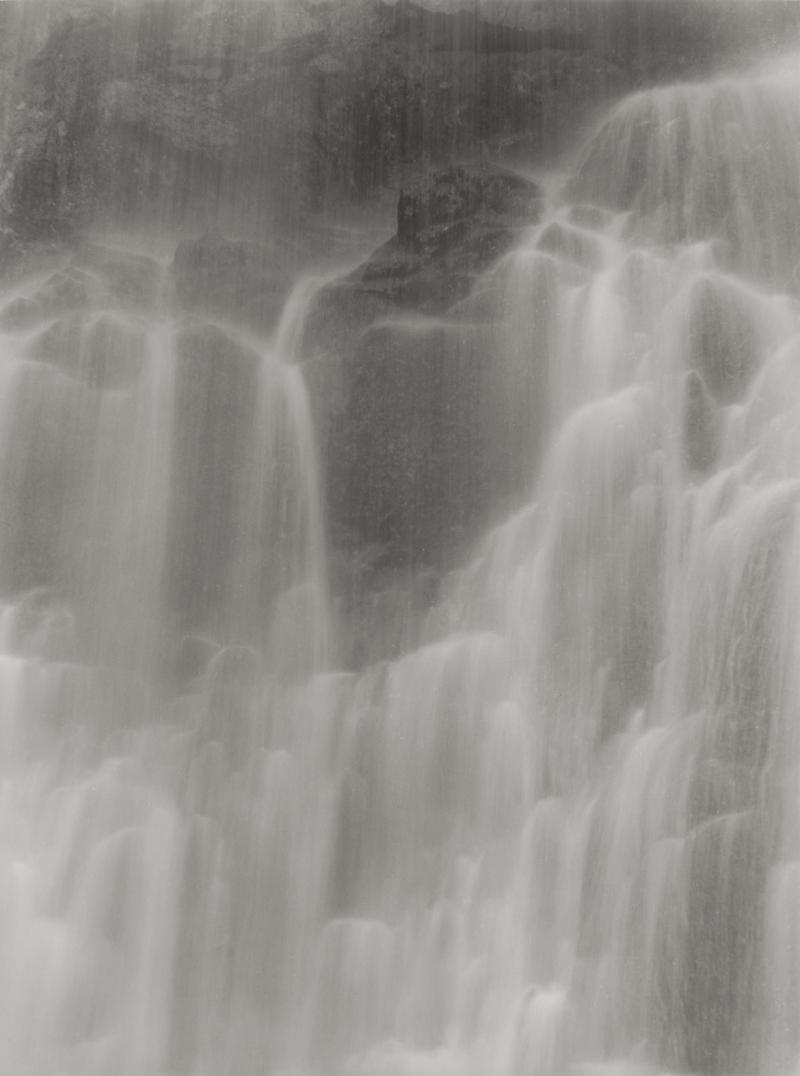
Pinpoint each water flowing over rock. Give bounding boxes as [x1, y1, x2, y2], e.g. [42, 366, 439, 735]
[2, 6, 800, 1076]
[570, 73, 800, 287]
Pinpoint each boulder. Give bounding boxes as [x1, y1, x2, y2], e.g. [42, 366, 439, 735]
[396, 165, 542, 255]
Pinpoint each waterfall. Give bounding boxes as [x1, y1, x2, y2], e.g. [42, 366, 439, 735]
[1, 43, 800, 1076]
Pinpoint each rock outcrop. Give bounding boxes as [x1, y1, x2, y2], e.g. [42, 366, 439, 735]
[302, 165, 542, 571]
[7, 0, 793, 243]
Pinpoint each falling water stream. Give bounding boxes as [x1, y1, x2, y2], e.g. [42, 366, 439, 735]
[2, 31, 800, 1076]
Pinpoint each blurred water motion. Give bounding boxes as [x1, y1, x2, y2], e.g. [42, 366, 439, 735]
[2, 13, 800, 1076]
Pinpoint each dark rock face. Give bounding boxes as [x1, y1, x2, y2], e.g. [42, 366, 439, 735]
[0, 2, 324, 236]
[352, 166, 539, 312]
[305, 165, 541, 340]
[303, 165, 542, 570]
[0, 1, 633, 239]
[396, 165, 541, 253]
[337, 319, 499, 558]
[1, 14, 114, 238]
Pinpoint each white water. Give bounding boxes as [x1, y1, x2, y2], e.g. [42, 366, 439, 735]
[1, 62, 800, 1076]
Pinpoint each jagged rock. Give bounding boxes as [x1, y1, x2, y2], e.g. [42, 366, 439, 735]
[305, 164, 541, 346]
[302, 166, 542, 495]
[396, 165, 542, 251]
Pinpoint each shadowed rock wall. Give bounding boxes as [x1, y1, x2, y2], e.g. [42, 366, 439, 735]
[3, 0, 798, 240]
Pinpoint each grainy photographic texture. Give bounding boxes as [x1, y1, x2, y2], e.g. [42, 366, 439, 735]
[0, 1, 799, 1073]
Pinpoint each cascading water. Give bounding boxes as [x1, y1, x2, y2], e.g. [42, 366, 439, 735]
[2, 32, 800, 1076]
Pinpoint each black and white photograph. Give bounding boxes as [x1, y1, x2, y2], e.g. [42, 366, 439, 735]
[0, 0, 799, 1073]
